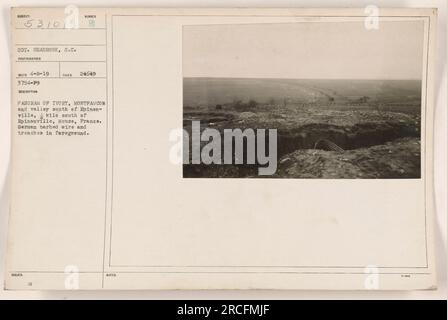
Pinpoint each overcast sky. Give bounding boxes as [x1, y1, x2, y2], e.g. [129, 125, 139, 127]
[183, 21, 424, 80]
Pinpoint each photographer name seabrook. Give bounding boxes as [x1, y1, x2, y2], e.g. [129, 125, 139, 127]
[177, 304, 270, 317]
[169, 121, 278, 175]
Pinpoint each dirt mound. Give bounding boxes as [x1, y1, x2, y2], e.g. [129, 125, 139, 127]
[276, 137, 420, 178]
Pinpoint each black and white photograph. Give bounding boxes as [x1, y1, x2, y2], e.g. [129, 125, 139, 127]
[1, 5, 443, 296]
[183, 22, 424, 178]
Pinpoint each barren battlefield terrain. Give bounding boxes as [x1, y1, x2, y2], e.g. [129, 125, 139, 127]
[183, 78, 421, 179]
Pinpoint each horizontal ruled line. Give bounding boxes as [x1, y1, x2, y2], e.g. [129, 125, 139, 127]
[15, 27, 106, 30]
[9, 271, 433, 275]
[16, 61, 106, 63]
[16, 77, 106, 79]
[15, 44, 106, 46]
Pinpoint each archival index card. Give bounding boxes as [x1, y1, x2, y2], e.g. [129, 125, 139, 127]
[6, 7, 437, 290]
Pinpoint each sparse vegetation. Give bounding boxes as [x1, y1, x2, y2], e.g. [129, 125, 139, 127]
[183, 78, 421, 178]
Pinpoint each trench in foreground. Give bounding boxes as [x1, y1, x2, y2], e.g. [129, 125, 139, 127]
[182, 121, 420, 178]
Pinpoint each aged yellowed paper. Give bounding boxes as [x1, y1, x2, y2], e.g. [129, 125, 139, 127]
[6, 7, 437, 290]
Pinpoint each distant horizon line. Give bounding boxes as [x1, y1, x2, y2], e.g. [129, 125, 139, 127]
[183, 76, 422, 81]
